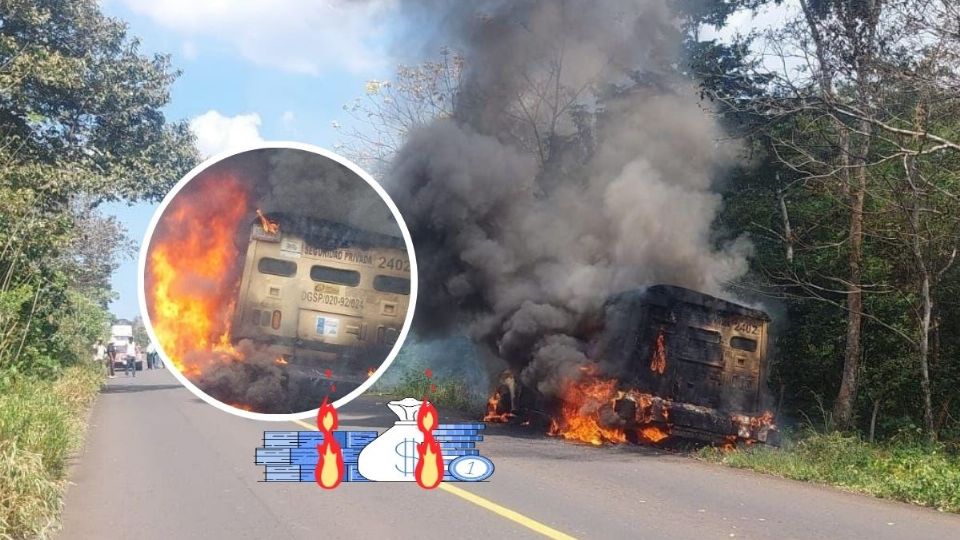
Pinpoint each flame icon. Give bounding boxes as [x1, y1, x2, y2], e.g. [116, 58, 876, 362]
[415, 400, 443, 489]
[315, 398, 343, 489]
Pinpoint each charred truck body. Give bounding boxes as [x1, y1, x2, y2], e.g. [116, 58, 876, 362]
[597, 285, 777, 444]
[497, 285, 778, 445]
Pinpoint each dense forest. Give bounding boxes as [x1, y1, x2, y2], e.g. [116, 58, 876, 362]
[702, 0, 960, 443]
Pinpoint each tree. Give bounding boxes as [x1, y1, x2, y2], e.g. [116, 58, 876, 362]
[707, 0, 960, 436]
[0, 0, 197, 202]
[873, 8, 960, 437]
[334, 49, 463, 176]
[0, 0, 197, 374]
[132, 316, 150, 349]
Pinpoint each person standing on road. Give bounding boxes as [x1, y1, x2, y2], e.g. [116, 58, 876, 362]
[146, 341, 159, 370]
[125, 345, 138, 377]
[105, 342, 116, 378]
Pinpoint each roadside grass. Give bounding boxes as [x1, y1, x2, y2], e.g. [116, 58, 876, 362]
[379, 371, 486, 416]
[0, 364, 102, 539]
[699, 430, 960, 512]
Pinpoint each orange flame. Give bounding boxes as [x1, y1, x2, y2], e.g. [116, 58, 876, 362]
[483, 390, 513, 423]
[548, 365, 671, 446]
[255, 208, 279, 234]
[274, 357, 288, 365]
[366, 367, 375, 378]
[549, 373, 627, 445]
[721, 435, 738, 451]
[650, 328, 666, 375]
[418, 400, 437, 432]
[415, 400, 443, 489]
[145, 172, 249, 375]
[315, 399, 343, 489]
[640, 426, 669, 443]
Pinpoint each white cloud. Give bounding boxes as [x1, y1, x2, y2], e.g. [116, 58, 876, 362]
[281, 110, 296, 130]
[119, 0, 396, 76]
[189, 110, 263, 157]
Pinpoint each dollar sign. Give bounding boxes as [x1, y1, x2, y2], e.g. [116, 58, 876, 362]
[393, 438, 418, 477]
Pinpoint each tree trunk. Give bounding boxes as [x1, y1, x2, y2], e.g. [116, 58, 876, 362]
[778, 183, 794, 264]
[832, 128, 868, 430]
[906, 155, 937, 442]
[869, 397, 882, 443]
[800, 0, 882, 431]
[931, 308, 940, 369]
[918, 271, 935, 442]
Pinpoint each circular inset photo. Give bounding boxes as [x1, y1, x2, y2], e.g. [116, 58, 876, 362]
[139, 143, 417, 419]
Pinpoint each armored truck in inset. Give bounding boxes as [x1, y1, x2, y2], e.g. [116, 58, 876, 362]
[231, 214, 410, 389]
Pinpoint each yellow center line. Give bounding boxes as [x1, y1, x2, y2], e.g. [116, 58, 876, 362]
[437, 483, 578, 540]
[288, 419, 578, 540]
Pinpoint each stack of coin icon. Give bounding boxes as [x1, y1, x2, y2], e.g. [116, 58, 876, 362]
[257, 431, 376, 482]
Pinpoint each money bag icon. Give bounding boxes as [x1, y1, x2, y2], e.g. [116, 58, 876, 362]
[357, 398, 425, 482]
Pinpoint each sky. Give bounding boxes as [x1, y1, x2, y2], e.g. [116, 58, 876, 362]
[98, 0, 789, 321]
[99, 0, 408, 319]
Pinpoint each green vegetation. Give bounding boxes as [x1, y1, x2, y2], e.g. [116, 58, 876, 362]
[0, 0, 196, 378]
[382, 370, 486, 416]
[690, 1, 960, 442]
[700, 431, 960, 512]
[683, 2, 960, 504]
[0, 364, 103, 538]
[0, 1, 196, 537]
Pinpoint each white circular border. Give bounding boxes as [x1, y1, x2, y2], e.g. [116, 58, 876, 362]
[137, 141, 418, 421]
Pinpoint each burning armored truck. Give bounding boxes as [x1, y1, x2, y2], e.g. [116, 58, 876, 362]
[489, 285, 779, 446]
[229, 213, 410, 400]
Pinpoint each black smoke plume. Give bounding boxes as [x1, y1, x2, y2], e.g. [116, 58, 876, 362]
[387, 0, 750, 398]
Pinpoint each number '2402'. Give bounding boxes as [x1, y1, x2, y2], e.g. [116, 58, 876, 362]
[378, 257, 410, 272]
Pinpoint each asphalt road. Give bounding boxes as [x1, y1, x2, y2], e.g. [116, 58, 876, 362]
[58, 369, 960, 540]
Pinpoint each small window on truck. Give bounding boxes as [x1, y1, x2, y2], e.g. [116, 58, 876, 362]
[258, 257, 297, 277]
[373, 275, 410, 295]
[731, 336, 757, 352]
[690, 327, 721, 344]
[310, 265, 361, 287]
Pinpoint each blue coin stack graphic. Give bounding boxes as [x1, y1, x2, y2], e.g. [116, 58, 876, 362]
[257, 430, 377, 482]
[254, 422, 490, 482]
[434, 423, 484, 481]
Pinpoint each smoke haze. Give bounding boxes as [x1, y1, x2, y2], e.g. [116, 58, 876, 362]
[259, 149, 400, 237]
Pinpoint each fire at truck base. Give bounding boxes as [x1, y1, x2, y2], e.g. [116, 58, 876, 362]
[484, 285, 781, 447]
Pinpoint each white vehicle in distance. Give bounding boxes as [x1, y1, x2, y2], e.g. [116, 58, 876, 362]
[109, 322, 143, 371]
